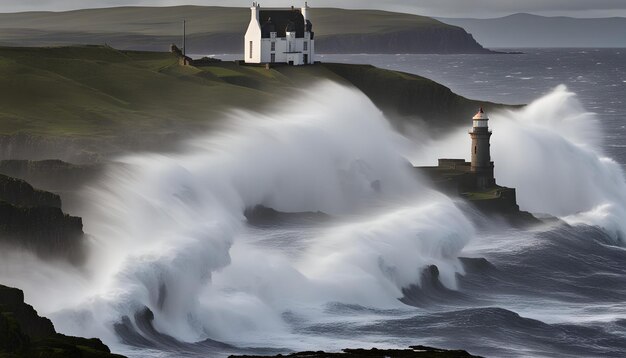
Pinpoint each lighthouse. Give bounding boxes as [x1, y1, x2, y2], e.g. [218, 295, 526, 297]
[470, 108, 496, 189]
[415, 108, 527, 220]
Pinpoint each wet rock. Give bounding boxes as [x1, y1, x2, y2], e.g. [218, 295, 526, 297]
[0, 284, 125, 357]
[0, 174, 85, 264]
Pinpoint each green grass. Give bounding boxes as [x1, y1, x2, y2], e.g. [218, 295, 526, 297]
[0, 46, 284, 139]
[0, 45, 497, 161]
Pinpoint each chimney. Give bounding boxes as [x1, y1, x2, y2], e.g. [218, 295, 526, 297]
[302, 2, 309, 25]
[251, 2, 260, 22]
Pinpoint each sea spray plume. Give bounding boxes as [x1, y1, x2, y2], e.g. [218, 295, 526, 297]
[45, 81, 475, 347]
[410, 85, 626, 243]
[491, 85, 626, 242]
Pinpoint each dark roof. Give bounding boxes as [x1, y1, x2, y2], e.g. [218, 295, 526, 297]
[261, 19, 276, 35]
[260, 9, 305, 38]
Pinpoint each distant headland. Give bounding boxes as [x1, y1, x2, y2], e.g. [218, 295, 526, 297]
[0, 6, 496, 54]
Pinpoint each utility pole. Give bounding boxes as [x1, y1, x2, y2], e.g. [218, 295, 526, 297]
[183, 19, 186, 56]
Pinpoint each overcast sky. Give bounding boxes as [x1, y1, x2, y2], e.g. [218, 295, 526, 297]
[1, 0, 626, 18]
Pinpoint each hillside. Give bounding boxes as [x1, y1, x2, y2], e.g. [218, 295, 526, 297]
[438, 13, 626, 48]
[0, 6, 492, 54]
[0, 45, 500, 163]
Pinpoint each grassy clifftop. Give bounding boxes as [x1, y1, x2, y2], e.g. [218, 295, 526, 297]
[0, 45, 499, 162]
[0, 7, 491, 54]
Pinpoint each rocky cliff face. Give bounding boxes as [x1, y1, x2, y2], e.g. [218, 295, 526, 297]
[414, 165, 540, 227]
[0, 174, 85, 264]
[0, 160, 100, 194]
[0, 284, 125, 357]
[320, 63, 503, 131]
[0, 174, 61, 209]
[317, 28, 494, 54]
[0, 133, 102, 164]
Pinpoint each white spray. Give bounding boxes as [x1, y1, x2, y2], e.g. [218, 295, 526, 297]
[16, 82, 474, 349]
[411, 85, 626, 243]
[4, 82, 623, 353]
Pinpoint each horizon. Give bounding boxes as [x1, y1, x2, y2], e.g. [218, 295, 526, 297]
[0, 1, 625, 19]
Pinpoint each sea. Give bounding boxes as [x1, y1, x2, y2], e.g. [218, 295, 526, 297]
[3, 49, 626, 358]
[319, 49, 626, 168]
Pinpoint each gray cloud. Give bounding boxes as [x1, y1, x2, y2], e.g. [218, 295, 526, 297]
[1, 0, 626, 18]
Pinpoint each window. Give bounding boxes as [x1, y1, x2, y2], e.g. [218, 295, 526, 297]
[249, 41, 253, 58]
[271, 53, 275, 63]
[474, 146, 477, 154]
[271, 42, 276, 51]
[303, 41, 308, 51]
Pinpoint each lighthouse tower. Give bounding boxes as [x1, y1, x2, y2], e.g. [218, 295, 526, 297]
[470, 108, 495, 189]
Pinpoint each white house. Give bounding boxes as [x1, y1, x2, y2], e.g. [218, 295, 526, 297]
[244, 2, 315, 65]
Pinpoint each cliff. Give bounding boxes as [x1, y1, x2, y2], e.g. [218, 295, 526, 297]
[0, 46, 503, 163]
[439, 13, 626, 48]
[0, 174, 60, 209]
[0, 284, 125, 357]
[0, 174, 85, 263]
[0, 159, 100, 196]
[0, 7, 493, 54]
[416, 162, 539, 226]
[316, 28, 490, 54]
[319, 63, 500, 129]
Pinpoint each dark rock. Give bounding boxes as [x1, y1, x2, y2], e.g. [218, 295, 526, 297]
[0, 284, 125, 357]
[0, 160, 101, 194]
[244, 205, 331, 227]
[229, 345, 482, 357]
[0, 286, 55, 340]
[401, 265, 471, 308]
[0, 174, 61, 209]
[0, 174, 86, 264]
[414, 165, 542, 228]
[0, 133, 102, 164]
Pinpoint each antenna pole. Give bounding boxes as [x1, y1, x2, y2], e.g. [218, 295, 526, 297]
[183, 19, 186, 56]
